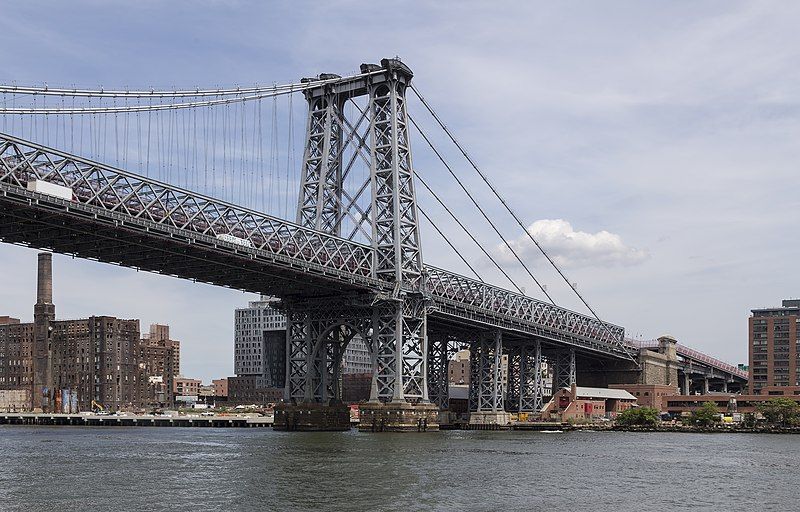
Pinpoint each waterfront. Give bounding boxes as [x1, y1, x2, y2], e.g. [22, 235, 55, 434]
[0, 427, 796, 511]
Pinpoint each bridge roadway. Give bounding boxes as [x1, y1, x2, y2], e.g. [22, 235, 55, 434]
[0, 132, 632, 362]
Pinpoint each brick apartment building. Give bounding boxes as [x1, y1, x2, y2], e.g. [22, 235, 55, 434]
[140, 324, 181, 407]
[174, 376, 201, 397]
[749, 299, 800, 395]
[212, 378, 228, 397]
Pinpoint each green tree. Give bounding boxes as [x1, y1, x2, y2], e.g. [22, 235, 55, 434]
[691, 401, 719, 427]
[758, 398, 800, 427]
[616, 407, 660, 427]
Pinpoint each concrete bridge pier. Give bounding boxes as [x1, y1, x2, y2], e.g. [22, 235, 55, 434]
[273, 401, 351, 431]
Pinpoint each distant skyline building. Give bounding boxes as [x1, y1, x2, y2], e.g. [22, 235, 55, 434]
[749, 299, 800, 395]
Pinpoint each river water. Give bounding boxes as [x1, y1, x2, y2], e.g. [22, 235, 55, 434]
[0, 426, 795, 511]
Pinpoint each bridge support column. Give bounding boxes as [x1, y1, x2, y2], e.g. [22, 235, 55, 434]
[279, 298, 373, 432]
[682, 374, 690, 395]
[519, 340, 544, 415]
[358, 298, 439, 432]
[469, 331, 510, 427]
[702, 378, 709, 395]
[426, 333, 450, 411]
[505, 344, 521, 412]
[552, 348, 576, 392]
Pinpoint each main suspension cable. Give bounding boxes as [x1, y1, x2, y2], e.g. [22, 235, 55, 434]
[409, 114, 554, 304]
[0, 70, 383, 98]
[418, 205, 484, 282]
[410, 83, 627, 348]
[0, 89, 294, 115]
[415, 172, 525, 294]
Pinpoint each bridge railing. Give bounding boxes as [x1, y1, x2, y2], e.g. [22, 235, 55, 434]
[0, 133, 374, 278]
[626, 339, 748, 379]
[425, 265, 627, 347]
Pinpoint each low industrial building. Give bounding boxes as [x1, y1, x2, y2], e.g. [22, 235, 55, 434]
[542, 386, 637, 422]
[0, 389, 30, 412]
[212, 378, 228, 397]
[609, 384, 678, 411]
[663, 393, 800, 415]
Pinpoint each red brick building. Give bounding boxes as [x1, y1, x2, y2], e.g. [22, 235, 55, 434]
[543, 386, 637, 422]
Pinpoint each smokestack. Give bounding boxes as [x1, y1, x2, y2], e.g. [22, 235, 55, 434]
[36, 252, 52, 305]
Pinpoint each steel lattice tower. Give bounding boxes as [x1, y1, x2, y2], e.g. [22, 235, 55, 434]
[288, 59, 428, 405]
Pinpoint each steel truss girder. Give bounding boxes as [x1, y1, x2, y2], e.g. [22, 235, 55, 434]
[0, 195, 323, 296]
[426, 265, 629, 353]
[0, 134, 375, 280]
[0, 131, 631, 359]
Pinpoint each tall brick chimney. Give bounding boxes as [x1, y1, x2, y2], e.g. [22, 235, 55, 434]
[32, 252, 55, 411]
[36, 252, 53, 305]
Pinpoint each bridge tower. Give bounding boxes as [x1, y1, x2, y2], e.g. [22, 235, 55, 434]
[276, 58, 437, 431]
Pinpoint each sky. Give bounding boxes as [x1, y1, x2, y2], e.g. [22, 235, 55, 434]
[1, 1, 798, 381]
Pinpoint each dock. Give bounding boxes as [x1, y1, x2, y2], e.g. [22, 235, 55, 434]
[0, 413, 273, 428]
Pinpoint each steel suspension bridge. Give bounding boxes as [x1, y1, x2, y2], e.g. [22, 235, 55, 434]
[0, 58, 639, 429]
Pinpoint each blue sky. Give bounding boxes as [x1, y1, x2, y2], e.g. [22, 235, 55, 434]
[1, 1, 799, 381]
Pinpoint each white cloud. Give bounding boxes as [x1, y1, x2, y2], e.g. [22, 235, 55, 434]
[496, 219, 648, 269]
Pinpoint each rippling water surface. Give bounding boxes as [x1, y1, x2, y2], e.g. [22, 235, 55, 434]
[0, 426, 795, 511]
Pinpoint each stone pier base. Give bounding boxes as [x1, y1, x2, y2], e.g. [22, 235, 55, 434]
[358, 402, 439, 432]
[273, 402, 351, 431]
[469, 411, 511, 428]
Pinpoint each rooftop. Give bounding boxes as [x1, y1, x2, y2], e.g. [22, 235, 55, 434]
[570, 386, 637, 401]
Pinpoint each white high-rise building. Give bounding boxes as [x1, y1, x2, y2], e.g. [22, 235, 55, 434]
[234, 296, 286, 388]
